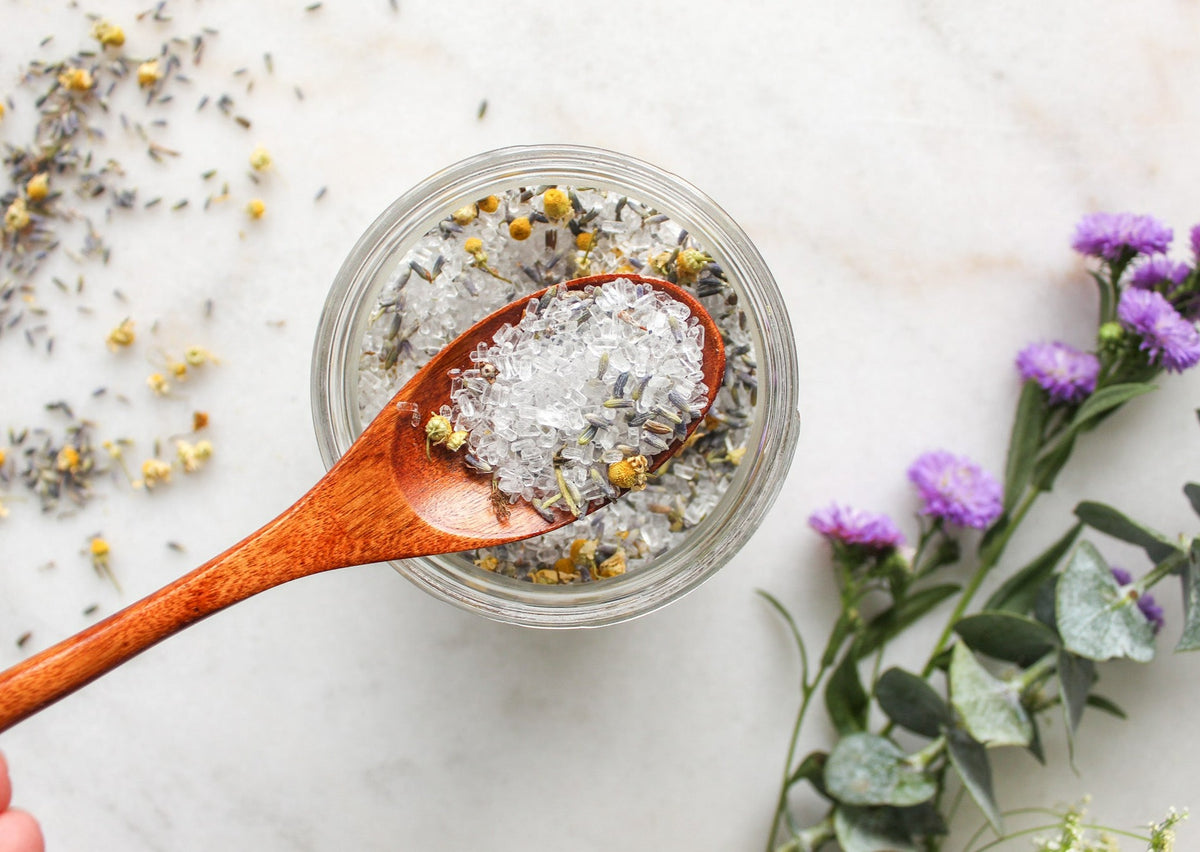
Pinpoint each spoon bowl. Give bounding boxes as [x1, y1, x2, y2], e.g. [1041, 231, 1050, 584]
[0, 273, 725, 732]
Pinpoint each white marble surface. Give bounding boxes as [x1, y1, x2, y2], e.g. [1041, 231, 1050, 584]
[2, 1, 1200, 849]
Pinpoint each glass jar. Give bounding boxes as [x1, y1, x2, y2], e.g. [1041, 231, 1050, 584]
[310, 145, 799, 628]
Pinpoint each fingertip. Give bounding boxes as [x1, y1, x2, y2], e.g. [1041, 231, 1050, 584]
[0, 809, 44, 852]
[0, 752, 11, 812]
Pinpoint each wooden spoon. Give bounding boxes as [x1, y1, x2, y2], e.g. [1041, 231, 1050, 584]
[0, 273, 726, 732]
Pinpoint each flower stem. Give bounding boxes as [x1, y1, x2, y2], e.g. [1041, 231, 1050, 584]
[922, 489, 1040, 677]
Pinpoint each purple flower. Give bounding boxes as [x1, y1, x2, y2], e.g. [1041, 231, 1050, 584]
[1071, 212, 1173, 261]
[809, 503, 905, 551]
[1191, 224, 1200, 260]
[907, 451, 1003, 530]
[1111, 567, 1165, 634]
[1129, 256, 1192, 292]
[1117, 287, 1200, 373]
[1015, 341, 1099, 404]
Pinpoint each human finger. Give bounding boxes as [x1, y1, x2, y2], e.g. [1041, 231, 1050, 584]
[0, 809, 43, 852]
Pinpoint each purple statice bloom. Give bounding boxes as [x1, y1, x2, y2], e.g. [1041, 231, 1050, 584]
[1015, 341, 1099, 404]
[1129, 256, 1192, 293]
[1111, 566, 1165, 634]
[1071, 212, 1173, 261]
[907, 451, 1003, 530]
[808, 503, 905, 551]
[1117, 287, 1200, 373]
[1191, 224, 1200, 260]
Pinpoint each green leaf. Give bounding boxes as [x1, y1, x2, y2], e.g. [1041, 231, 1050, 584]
[1031, 431, 1076, 492]
[1070, 381, 1156, 432]
[1075, 501, 1180, 564]
[787, 751, 830, 798]
[1184, 483, 1200, 518]
[985, 523, 1081, 614]
[833, 806, 919, 852]
[756, 589, 808, 678]
[874, 668, 952, 738]
[1058, 650, 1095, 735]
[824, 733, 937, 807]
[1176, 539, 1200, 652]
[954, 612, 1059, 667]
[1003, 381, 1048, 513]
[1026, 713, 1046, 765]
[1056, 541, 1156, 662]
[854, 584, 961, 659]
[825, 651, 869, 735]
[945, 729, 1003, 834]
[948, 644, 1033, 747]
[1085, 694, 1127, 719]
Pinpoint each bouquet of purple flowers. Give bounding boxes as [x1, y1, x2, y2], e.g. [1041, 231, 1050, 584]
[763, 213, 1200, 852]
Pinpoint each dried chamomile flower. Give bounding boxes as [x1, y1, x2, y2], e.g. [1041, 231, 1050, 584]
[137, 60, 162, 88]
[444, 430, 469, 452]
[139, 458, 171, 488]
[176, 439, 213, 473]
[0, 102, 5, 121]
[452, 203, 478, 226]
[475, 554, 499, 572]
[542, 188, 571, 220]
[574, 231, 594, 252]
[249, 146, 272, 171]
[0, 449, 6, 467]
[477, 195, 500, 214]
[184, 345, 214, 366]
[103, 314, 135, 352]
[508, 216, 532, 241]
[607, 454, 649, 491]
[25, 173, 49, 202]
[91, 20, 126, 47]
[246, 198, 266, 219]
[425, 413, 452, 457]
[55, 445, 82, 474]
[675, 248, 711, 280]
[4, 197, 30, 233]
[595, 549, 627, 579]
[58, 67, 94, 91]
[463, 236, 484, 257]
[88, 536, 119, 588]
[147, 372, 170, 395]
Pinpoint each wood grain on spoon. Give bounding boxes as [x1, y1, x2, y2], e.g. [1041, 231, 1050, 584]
[0, 273, 726, 732]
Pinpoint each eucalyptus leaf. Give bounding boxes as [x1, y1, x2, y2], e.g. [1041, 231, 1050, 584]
[948, 644, 1033, 747]
[945, 729, 1003, 834]
[1004, 380, 1047, 513]
[1074, 501, 1180, 564]
[874, 668, 952, 738]
[824, 733, 937, 807]
[1184, 483, 1200, 519]
[985, 523, 1081, 614]
[825, 651, 869, 735]
[1056, 541, 1155, 662]
[854, 584, 960, 659]
[954, 612, 1059, 666]
[1176, 540, 1200, 653]
[833, 806, 919, 852]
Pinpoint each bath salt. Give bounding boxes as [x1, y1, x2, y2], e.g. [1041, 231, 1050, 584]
[444, 278, 708, 514]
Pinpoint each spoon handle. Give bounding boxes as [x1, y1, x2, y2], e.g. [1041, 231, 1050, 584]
[0, 493, 348, 734]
